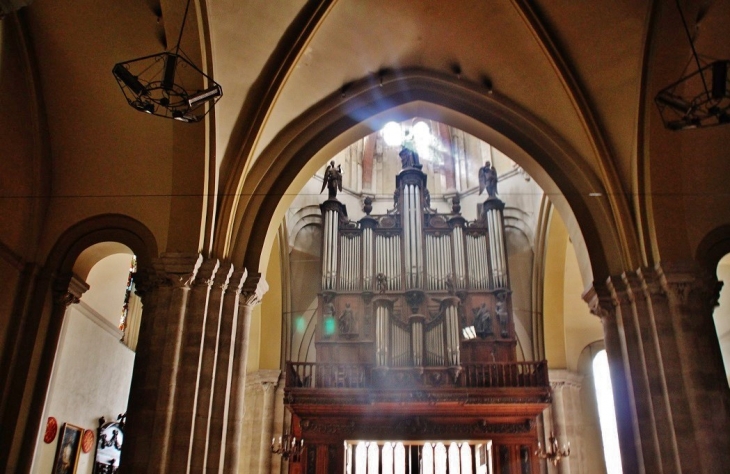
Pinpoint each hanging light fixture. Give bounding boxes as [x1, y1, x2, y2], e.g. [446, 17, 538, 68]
[271, 430, 304, 462]
[655, 0, 729, 130]
[112, 0, 222, 122]
[535, 432, 570, 467]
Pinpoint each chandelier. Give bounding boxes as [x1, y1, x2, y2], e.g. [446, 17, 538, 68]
[271, 430, 304, 462]
[654, 0, 729, 130]
[112, 0, 222, 123]
[535, 432, 570, 467]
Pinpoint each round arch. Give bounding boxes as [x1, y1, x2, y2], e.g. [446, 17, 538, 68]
[7, 214, 158, 472]
[217, 68, 638, 284]
[46, 214, 158, 281]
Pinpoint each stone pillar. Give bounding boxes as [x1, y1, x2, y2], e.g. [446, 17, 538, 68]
[586, 263, 730, 474]
[258, 370, 281, 474]
[547, 371, 582, 474]
[584, 285, 642, 474]
[655, 263, 730, 473]
[605, 275, 662, 473]
[123, 253, 268, 474]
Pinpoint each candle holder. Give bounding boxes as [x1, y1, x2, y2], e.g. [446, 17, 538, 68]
[271, 430, 304, 462]
[535, 432, 570, 467]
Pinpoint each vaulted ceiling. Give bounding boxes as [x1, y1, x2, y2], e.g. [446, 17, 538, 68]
[14, 0, 730, 277]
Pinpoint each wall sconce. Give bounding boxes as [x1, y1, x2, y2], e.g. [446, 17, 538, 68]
[535, 432, 570, 467]
[271, 430, 304, 462]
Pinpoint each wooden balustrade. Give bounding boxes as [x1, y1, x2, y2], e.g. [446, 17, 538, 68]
[286, 361, 548, 389]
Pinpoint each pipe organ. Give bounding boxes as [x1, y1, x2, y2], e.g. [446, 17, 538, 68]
[316, 148, 517, 368]
[288, 147, 550, 474]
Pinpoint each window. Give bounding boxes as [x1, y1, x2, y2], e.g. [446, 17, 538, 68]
[593, 350, 623, 474]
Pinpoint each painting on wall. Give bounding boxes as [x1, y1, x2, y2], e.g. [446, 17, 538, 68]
[51, 423, 82, 474]
[93, 414, 125, 474]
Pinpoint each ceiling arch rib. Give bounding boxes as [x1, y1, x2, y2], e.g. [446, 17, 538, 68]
[510, 0, 642, 271]
[219, 69, 632, 284]
[215, 0, 336, 260]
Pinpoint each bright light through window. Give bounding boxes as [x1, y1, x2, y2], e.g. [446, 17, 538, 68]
[412, 121, 433, 161]
[382, 121, 403, 147]
[593, 350, 623, 474]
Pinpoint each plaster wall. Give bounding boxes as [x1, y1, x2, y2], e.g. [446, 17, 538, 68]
[31, 303, 135, 474]
[82, 253, 133, 327]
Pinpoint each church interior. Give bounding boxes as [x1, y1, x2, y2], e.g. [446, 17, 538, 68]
[1, 1, 730, 473]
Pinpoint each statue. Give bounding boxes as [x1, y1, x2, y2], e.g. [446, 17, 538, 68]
[496, 294, 509, 337]
[451, 195, 461, 214]
[376, 273, 388, 293]
[478, 161, 498, 197]
[322, 294, 336, 338]
[339, 303, 355, 334]
[320, 160, 343, 199]
[445, 274, 455, 296]
[472, 302, 492, 338]
[399, 146, 421, 169]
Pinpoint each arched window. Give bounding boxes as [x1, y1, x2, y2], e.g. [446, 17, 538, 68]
[593, 350, 623, 474]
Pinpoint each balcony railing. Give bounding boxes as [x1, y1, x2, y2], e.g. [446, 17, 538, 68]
[286, 361, 548, 390]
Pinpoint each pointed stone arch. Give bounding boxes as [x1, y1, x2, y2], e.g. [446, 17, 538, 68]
[217, 68, 638, 286]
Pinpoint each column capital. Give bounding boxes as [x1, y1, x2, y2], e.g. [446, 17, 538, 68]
[605, 275, 634, 306]
[548, 369, 583, 390]
[582, 283, 614, 320]
[135, 253, 203, 295]
[655, 261, 721, 308]
[53, 273, 90, 307]
[241, 272, 268, 307]
[246, 369, 281, 388]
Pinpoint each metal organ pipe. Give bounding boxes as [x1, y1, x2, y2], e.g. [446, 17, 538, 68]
[403, 187, 410, 287]
[321, 212, 329, 289]
[497, 212, 506, 287]
[331, 210, 339, 289]
[394, 235, 401, 290]
[490, 211, 500, 288]
[414, 188, 422, 288]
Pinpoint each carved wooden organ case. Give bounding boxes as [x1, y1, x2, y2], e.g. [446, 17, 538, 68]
[317, 166, 515, 370]
[285, 154, 550, 474]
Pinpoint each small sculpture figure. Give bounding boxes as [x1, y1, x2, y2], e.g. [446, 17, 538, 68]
[473, 302, 492, 338]
[399, 146, 421, 169]
[478, 161, 498, 197]
[320, 160, 343, 199]
[322, 295, 336, 338]
[496, 294, 509, 337]
[445, 274, 455, 296]
[424, 188, 432, 210]
[323, 297, 335, 316]
[363, 196, 373, 215]
[451, 195, 461, 214]
[339, 303, 355, 334]
[376, 273, 388, 293]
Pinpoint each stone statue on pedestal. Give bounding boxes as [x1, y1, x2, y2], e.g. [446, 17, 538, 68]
[321, 160, 343, 199]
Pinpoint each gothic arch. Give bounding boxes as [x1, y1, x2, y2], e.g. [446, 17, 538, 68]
[217, 68, 638, 285]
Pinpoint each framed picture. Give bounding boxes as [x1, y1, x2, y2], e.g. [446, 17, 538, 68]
[93, 414, 125, 474]
[52, 423, 83, 474]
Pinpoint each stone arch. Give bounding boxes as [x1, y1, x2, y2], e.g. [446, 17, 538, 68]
[5, 214, 158, 471]
[696, 224, 730, 275]
[218, 69, 637, 287]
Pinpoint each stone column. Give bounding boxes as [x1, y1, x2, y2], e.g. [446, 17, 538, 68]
[258, 370, 281, 474]
[654, 263, 730, 473]
[123, 254, 268, 474]
[584, 285, 641, 474]
[547, 371, 582, 474]
[605, 275, 661, 473]
[586, 263, 730, 474]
